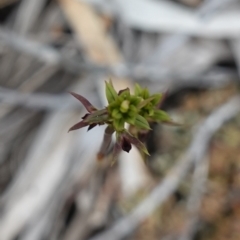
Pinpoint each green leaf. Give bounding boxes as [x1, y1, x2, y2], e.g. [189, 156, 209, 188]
[116, 96, 124, 105]
[134, 114, 151, 130]
[69, 92, 97, 113]
[137, 96, 156, 109]
[152, 110, 171, 122]
[113, 119, 125, 131]
[127, 105, 137, 118]
[108, 102, 118, 112]
[125, 117, 135, 125]
[130, 96, 142, 106]
[127, 110, 137, 118]
[151, 94, 162, 105]
[148, 109, 154, 116]
[142, 88, 150, 99]
[134, 83, 142, 96]
[105, 80, 118, 104]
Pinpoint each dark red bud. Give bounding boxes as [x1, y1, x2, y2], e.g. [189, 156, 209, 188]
[121, 137, 132, 153]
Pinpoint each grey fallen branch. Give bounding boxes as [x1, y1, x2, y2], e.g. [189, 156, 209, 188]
[14, 0, 48, 34]
[0, 71, 236, 112]
[0, 26, 82, 73]
[197, 0, 238, 19]
[0, 86, 92, 111]
[89, 95, 240, 240]
[230, 38, 240, 79]
[0, 81, 104, 240]
[178, 156, 209, 240]
[92, 0, 240, 38]
[0, 27, 237, 87]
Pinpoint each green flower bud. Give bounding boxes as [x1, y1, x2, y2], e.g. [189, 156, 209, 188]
[120, 100, 130, 113]
[128, 110, 136, 117]
[69, 80, 178, 163]
[126, 117, 135, 125]
[129, 105, 137, 113]
[112, 109, 122, 119]
[148, 109, 154, 116]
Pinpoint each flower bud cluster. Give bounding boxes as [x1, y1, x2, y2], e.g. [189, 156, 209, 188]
[68, 80, 176, 163]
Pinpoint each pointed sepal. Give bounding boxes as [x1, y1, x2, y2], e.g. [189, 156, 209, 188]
[84, 109, 109, 124]
[152, 110, 171, 122]
[135, 114, 151, 130]
[69, 92, 97, 113]
[134, 83, 142, 96]
[105, 80, 118, 104]
[123, 131, 150, 156]
[137, 96, 156, 109]
[68, 120, 89, 132]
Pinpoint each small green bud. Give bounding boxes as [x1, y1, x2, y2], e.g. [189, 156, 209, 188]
[149, 109, 154, 116]
[129, 105, 137, 113]
[120, 100, 130, 113]
[112, 109, 122, 119]
[128, 110, 136, 117]
[126, 117, 135, 125]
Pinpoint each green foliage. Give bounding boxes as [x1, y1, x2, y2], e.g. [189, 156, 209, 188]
[105, 80, 118, 104]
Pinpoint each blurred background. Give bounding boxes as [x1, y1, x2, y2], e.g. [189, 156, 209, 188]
[0, 0, 240, 239]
